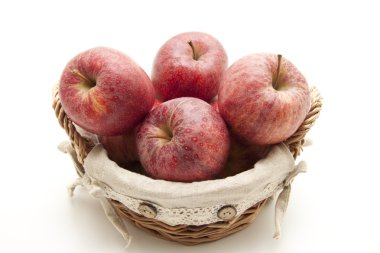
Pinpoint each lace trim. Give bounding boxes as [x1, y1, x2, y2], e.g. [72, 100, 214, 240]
[100, 177, 283, 226]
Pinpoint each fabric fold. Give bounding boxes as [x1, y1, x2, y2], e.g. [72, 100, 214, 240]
[60, 142, 132, 246]
[59, 140, 307, 241]
[273, 161, 307, 239]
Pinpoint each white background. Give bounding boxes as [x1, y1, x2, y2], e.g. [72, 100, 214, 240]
[1, 0, 379, 252]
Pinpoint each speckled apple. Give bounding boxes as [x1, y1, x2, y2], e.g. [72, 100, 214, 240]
[152, 99, 161, 110]
[217, 134, 270, 179]
[59, 47, 155, 136]
[152, 32, 228, 102]
[209, 96, 219, 112]
[218, 53, 311, 145]
[98, 100, 161, 168]
[136, 97, 230, 182]
[98, 128, 139, 167]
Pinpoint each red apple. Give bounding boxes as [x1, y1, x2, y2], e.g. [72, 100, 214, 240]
[152, 32, 228, 102]
[152, 99, 161, 110]
[98, 127, 139, 168]
[217, 134, 270, 179]
[218, 54, 311, 145]
[209, 96, 219, 112]
[59, 47, 155, 136]
[136, 97, 230, 182]
[99, 128, 145, 174]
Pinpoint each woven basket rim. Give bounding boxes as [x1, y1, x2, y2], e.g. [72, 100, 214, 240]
[77, 142, 295, 230]
[53, 85, 322, 245]
[88, 143, 292, 189]
[53, 85, 322, 174]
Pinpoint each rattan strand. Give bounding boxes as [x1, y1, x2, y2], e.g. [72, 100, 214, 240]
[53, 86, 322, 245]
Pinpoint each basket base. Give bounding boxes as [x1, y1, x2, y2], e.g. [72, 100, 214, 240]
[111, 199, 268, 245]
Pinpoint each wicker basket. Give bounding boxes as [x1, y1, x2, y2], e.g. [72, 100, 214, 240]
[53, 86, 322, 245]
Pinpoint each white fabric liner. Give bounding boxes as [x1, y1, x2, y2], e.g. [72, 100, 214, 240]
[84, 143, 294, 223]
[62, 142, 307, 241]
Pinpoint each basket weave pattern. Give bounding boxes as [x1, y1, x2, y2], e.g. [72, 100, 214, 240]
[53, 86, 322, 245]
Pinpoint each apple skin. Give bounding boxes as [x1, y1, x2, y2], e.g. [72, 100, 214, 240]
[98, 129, 146, 174]
[218, 53, 311, 145]
[217, 134, 270, 179]
[59, 47, 155, 136]
[98, 100, 161, 170]
[98, 127, 139, 167]
[152, 99, 161, 110]
[136, 97, 230, 182]
[152, 32, 228, 102]
[209, 96, 219, 112]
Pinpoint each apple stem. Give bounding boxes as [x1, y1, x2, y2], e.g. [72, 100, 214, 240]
[72, 69, 96, 87]
[148, 134, 172, 141]
[188, 41, 200, 60]
[273, 54, 282, 90]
